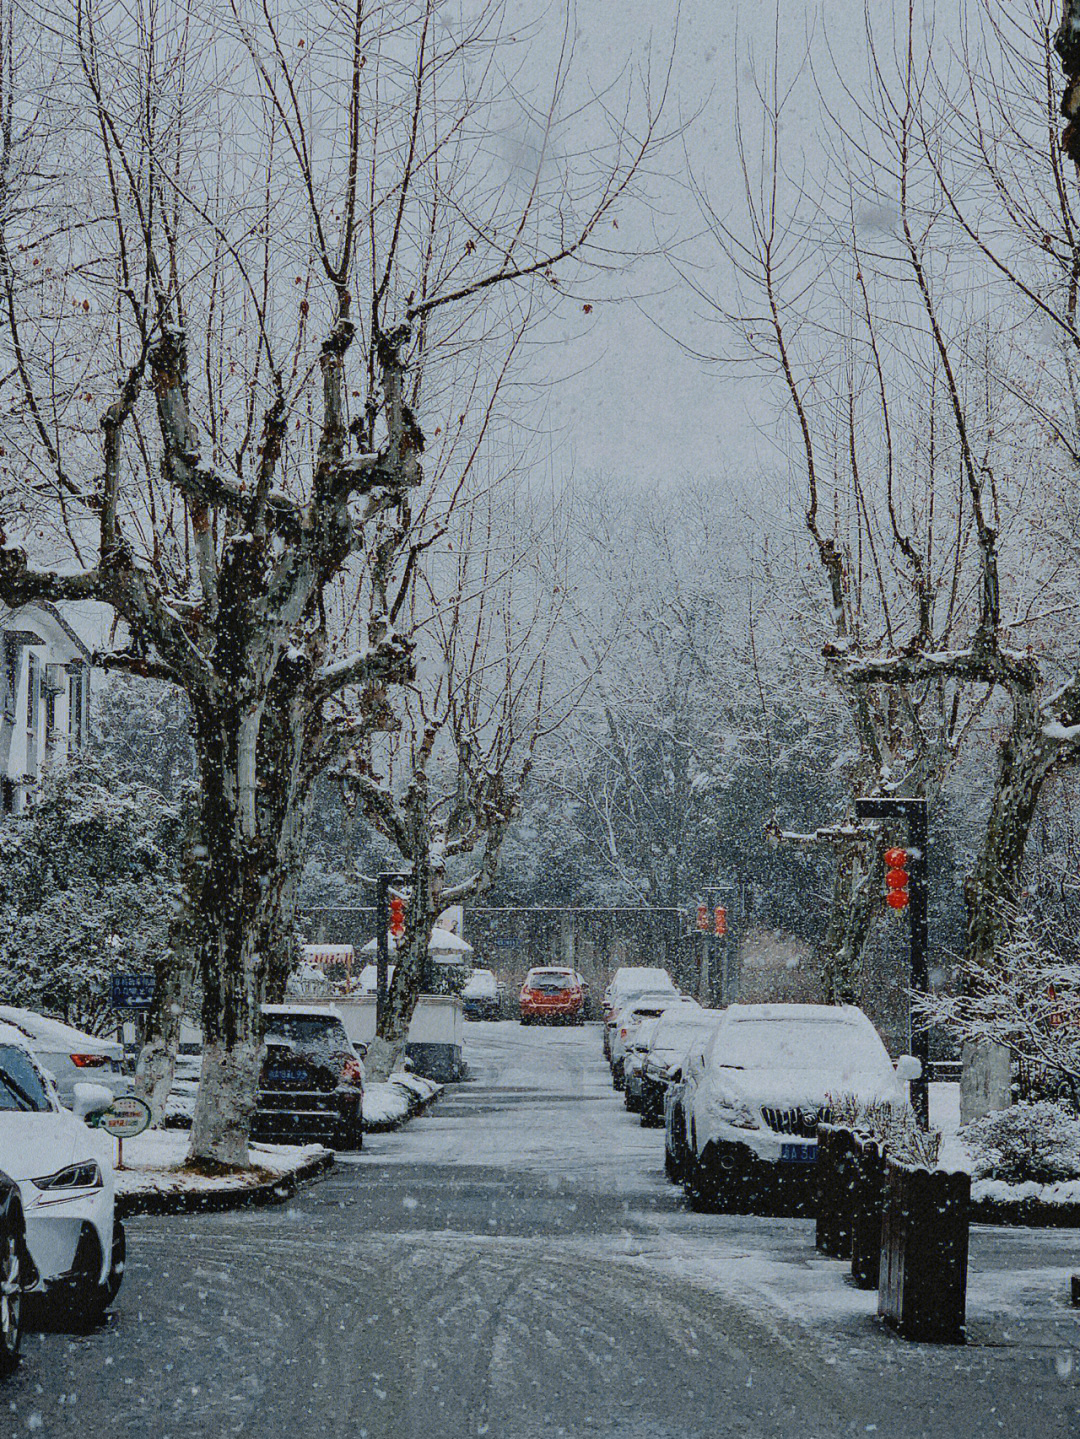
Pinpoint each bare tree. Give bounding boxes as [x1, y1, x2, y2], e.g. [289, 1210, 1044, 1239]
[0, 0, 666, 1163]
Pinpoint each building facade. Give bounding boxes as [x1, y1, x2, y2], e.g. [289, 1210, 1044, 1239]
[0, 602, 92, 812]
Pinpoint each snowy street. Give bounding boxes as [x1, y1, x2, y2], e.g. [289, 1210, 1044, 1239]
[7, 1021, 1080, 1438]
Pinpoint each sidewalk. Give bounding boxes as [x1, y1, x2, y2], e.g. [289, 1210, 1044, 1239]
[112, 1131, 334, 1216]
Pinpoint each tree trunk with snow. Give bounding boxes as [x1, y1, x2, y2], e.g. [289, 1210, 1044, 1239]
[135, 798, 200, 1124]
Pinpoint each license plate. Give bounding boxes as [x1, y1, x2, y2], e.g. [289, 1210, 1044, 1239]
[267, 1066, 308, 1084]
[781, 1143, 816, 1163]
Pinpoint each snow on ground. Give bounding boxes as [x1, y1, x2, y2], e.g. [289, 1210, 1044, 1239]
[364, 1072, 441, 1127]
[112, 1130, 329, 1197]
[380, 1023, 1080, 1347]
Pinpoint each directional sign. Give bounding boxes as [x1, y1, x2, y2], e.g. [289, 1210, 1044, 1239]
[96, 1095, 152, 1139]
[110, 973, 156, 1009]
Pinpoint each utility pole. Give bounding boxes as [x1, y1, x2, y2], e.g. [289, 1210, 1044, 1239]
[854, 796, 930, 1127]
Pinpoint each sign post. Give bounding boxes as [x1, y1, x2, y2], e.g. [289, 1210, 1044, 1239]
[93, 1095, 152, 1170]
[854, 796, 930, 1127]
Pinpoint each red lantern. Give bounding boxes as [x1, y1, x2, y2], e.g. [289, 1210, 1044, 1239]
[696, 904, 709, 932]
[714, 905, 727, 936]
[390, 894, 407, 938]
[884, 847, 909, 911]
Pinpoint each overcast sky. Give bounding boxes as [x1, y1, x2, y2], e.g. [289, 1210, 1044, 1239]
[505, 0, 879, 493]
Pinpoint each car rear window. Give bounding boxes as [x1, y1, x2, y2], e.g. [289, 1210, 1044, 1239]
[266, 1016, 351, 1050]
[0, 1045, 51, 1112]
[529, 972, 575, 990]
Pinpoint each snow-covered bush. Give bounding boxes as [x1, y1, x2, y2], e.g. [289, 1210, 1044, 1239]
[961, 1102, 1080, 1184]
[0, 755, 182, 1032]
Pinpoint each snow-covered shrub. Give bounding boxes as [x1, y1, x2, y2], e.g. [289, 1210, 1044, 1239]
[961, 1102, 1080, 1184]
[0, 754, 182, 1032]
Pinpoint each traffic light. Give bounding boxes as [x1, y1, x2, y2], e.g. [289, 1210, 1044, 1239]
[696, 904, 709, 932]
[714, 905, 727, 936]
[389, 894, 407, 938]
[884, 847, 909, 910]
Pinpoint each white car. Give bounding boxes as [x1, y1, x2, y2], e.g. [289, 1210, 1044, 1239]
[0, 1006, 131, 1109]
[681, 1003, 917, 1212]
[0, 1024, 124, 1326]
[609, 993, 687, 1087]
[461, 968, 500, 1020]
[634, 1006, 722, 1125]
[601, 968, 678, 1057]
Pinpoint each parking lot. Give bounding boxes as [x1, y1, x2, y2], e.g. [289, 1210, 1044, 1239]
[6, 1021, 1080, 1438]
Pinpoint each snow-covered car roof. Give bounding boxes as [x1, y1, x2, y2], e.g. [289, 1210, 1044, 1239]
[262, 1004, 346, 1020]
[526, 966, 576, 977]
[0, 1021, 37, 1055]
[0, 1006, 123, 1056]
[462, 969, 498, 998]
[614, 992, 681, 1023]
[608, 967, 675, 993]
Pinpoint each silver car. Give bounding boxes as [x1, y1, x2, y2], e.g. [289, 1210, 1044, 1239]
[0, 1007, 132, 1109]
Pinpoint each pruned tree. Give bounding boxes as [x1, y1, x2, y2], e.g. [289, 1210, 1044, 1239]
[0, 0, 665, 1163]
[340, 475, 567, 1074]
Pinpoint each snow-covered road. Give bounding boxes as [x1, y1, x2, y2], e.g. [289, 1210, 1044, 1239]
[6, 1021, 1080, 1438]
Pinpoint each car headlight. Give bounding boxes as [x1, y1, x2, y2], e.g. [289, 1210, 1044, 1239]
[30, 1161, 103, 1191]
[713, 1102, 760, 1130]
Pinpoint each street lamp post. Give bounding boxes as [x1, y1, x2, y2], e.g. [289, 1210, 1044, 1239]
[854, 796, 930, 1127]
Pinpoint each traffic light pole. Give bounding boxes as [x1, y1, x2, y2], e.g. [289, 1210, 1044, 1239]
[854, 797, 929, 1128]
[375, 871, 412, 1033]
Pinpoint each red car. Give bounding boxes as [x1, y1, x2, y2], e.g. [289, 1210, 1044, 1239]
[519, 967, 586, 1025]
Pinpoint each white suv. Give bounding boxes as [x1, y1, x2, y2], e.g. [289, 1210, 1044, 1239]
[681, 1003, 916, 1212]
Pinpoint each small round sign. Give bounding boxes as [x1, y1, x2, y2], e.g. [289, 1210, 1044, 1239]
[97, 1095, 152, 1139]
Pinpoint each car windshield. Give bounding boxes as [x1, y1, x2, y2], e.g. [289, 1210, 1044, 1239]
[0, 1045, 52, 1112]
[715, 1019, 887, 1072]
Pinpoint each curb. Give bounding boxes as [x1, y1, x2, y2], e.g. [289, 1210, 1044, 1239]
[116, 1150, 335, 1218]
[364, 1081, 443, 1133]
[971, 1196, 1080, 1229]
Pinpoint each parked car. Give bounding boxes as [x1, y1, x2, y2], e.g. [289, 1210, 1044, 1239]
[0, 1167, 26, 1375]
[255, 1005, 365, 1150]
[680, 1003, 916, 1213]
[0, 1007, 131, 1109]
[601, 968, 678, 1057]
[622, 1015, 662, 1113]
[461, 968, 500, 1021]
[519, 967, 586, 1025]
[0, 1024, 124, 1329]
[609, 993, 683, 1089]
[639, 1006, 721, 1128]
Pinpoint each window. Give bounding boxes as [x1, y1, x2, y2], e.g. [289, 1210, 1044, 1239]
[2, 637, 15, 720]
[26, 652, 37, 731]
[0, 1045, 51, 1112]
[68, 669, 84, 747]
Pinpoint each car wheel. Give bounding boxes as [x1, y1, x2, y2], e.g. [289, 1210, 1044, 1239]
[612, 1061, 625, 1091]
[624, 1087, 641, 1113]
[664, 1144, 681, 1182]
[0, 1227, 22, 1376]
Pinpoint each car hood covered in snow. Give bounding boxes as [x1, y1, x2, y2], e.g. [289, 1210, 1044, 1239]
[0, 1110, 114, 1184]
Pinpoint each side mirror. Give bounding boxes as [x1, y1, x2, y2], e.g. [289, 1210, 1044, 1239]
[354, 1042, 369, 1060]
[73, 1081, 115, 1122]
[894, 1054, 923, 1083]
